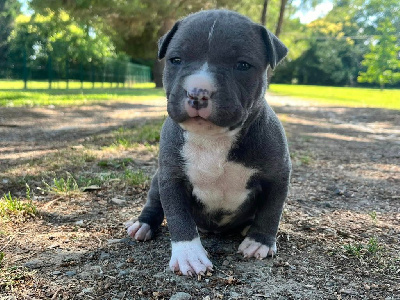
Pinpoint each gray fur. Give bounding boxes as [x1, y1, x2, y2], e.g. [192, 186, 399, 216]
[137, 10, 290, 250]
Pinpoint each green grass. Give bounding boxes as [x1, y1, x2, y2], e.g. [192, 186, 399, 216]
[123, 169, 150, 186]
[269, 84, 400, 110]
[0, 192, 37, 218]
[42, 173, 81, 197]
[0, 85, 164, 107]
[343, 237, 383, 258]
[108, 120, 163, 150]
[0, 79, 155, 90]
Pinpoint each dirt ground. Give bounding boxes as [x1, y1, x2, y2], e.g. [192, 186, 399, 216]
[0, 94, 399, 299]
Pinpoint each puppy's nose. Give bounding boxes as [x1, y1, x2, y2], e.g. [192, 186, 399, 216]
[187, 88, 210, 110]
[184, 71, 216, 108]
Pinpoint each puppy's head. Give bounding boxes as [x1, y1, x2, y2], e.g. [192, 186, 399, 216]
[158, 10, 287, 135]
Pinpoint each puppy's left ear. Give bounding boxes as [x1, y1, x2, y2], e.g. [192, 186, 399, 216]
[258, 26, 288, 70]
[158, 21, 181, 60]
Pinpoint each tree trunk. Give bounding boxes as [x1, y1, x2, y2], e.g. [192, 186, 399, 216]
[153, 59, 165, 88]
[260, 0, 269, 26]
[153, 18, 175, 88]
[275, 0, 288, 38]
[267, 0, 287, 88]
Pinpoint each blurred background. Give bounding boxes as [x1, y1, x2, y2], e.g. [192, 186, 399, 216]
[1, 0, 399, 90]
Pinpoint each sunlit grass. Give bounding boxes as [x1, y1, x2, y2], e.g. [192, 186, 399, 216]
[0, 79, 155, 90]
[0, 192, 37, 218]
[0, 81, 164, 107]
[0, 88, 165, 107]
[269, 84, 400, 110]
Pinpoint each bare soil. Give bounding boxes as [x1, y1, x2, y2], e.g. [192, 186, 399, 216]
[0, 94, 399, 300]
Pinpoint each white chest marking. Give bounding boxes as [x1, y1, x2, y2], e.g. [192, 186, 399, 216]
[181, 130, 256, 212]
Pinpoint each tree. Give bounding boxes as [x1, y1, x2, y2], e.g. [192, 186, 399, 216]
[7, 10, 121, 80]
[30, 0, 234, 87]
[0, 0, 20, 64]
[354, 0, 400, 36]
[357, 19, 400, 89]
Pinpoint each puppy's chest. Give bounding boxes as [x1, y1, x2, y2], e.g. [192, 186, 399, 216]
[181, 132, 256, 212]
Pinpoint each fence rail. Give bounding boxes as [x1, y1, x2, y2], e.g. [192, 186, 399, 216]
[0, 55, 152, 89]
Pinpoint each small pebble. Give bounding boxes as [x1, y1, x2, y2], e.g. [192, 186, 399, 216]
[169, 292, 192, 300]
[65, 270, 77, 277]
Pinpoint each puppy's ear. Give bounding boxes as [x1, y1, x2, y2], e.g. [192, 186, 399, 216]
[158, 21, 181, 60]
[259, 26, 288, 70]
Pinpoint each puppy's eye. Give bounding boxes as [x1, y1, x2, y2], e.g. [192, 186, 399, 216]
[169, 57, 182, 65]
[235, 61, 252, 71]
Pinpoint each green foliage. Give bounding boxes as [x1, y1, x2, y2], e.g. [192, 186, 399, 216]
[0, 192, 36, 218]
[123, 169, 149, 186]
[42, 173, 81, 196]
[0, 0, 20, 62]
[0, 252, 4, 265]
[357, 19, 400, 89]
[274, 16, 367, 86]
[369, 211, 377, 222]
[6, 9, 125, 82]
[344, 242, 364, 257]
[344, 237, 382, 258]
[354, 0, 400, 36]
[30, 0, 235, 60]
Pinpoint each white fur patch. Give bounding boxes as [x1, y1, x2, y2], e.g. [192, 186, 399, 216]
[183, 67, 216, 95]
[181, 130, 256, 214]
[208, 20, 217, 42]
[169, 237, 213, 275]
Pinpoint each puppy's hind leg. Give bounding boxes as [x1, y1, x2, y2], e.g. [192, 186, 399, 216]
[126, 170, 164, 241]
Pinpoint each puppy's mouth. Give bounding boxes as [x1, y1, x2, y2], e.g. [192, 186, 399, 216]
[191, 116, 205, 121]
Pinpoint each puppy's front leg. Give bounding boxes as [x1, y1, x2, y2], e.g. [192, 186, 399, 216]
[238, 176, 290, 259]
[159, 174, 213, 276]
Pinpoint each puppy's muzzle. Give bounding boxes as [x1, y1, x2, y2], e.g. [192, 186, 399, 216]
[184, 72, 216, 119]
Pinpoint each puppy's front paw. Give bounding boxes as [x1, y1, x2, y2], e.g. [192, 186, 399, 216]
[169, 237, 213, 276]
[238, 237, 277, 259]
[126, 220, 152, 241]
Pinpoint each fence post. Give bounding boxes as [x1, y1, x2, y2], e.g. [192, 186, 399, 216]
[114, 62, 118, 88]
[23, 48, 28, 90]
[48, 55, 52, 90]
[91, 63, 95, 89]
[80, 62, 83, 89]
[65, 58, 69, 89]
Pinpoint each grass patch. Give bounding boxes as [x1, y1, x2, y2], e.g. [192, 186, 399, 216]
[108, 120, 163, 150]
[0, 87, 165, 107]
[0, 192, 36, 218]
[42, 173, 81, 197]
[123, 169, 149, 186]
[343, 237, 383, 258]
[290, 150, 313, 166]
[0, 252, 4, 266]
[269, 84, 400, 110]
[0, 80, 155, 90]
[0, 266, 35, 293]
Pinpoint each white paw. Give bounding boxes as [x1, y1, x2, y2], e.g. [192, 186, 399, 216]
[238, 237, 277, 259]
[126, 220, 152, 241]
[169, 237, 213, 276]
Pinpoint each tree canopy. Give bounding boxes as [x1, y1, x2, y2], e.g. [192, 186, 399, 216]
[0, 0, 20, 63]
[1, 0, 398, 88]
[357, 19, 400, 89]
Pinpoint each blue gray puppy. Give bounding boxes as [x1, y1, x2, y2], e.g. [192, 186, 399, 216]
[126, 9, 291, 276]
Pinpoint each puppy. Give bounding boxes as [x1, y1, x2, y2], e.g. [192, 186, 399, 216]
[126, 9, 291, 276]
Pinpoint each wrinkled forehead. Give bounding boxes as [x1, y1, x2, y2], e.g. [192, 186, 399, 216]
[166, 11, 265, 63]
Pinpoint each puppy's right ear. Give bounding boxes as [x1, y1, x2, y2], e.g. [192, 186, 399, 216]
[158, 21, 181, 60]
